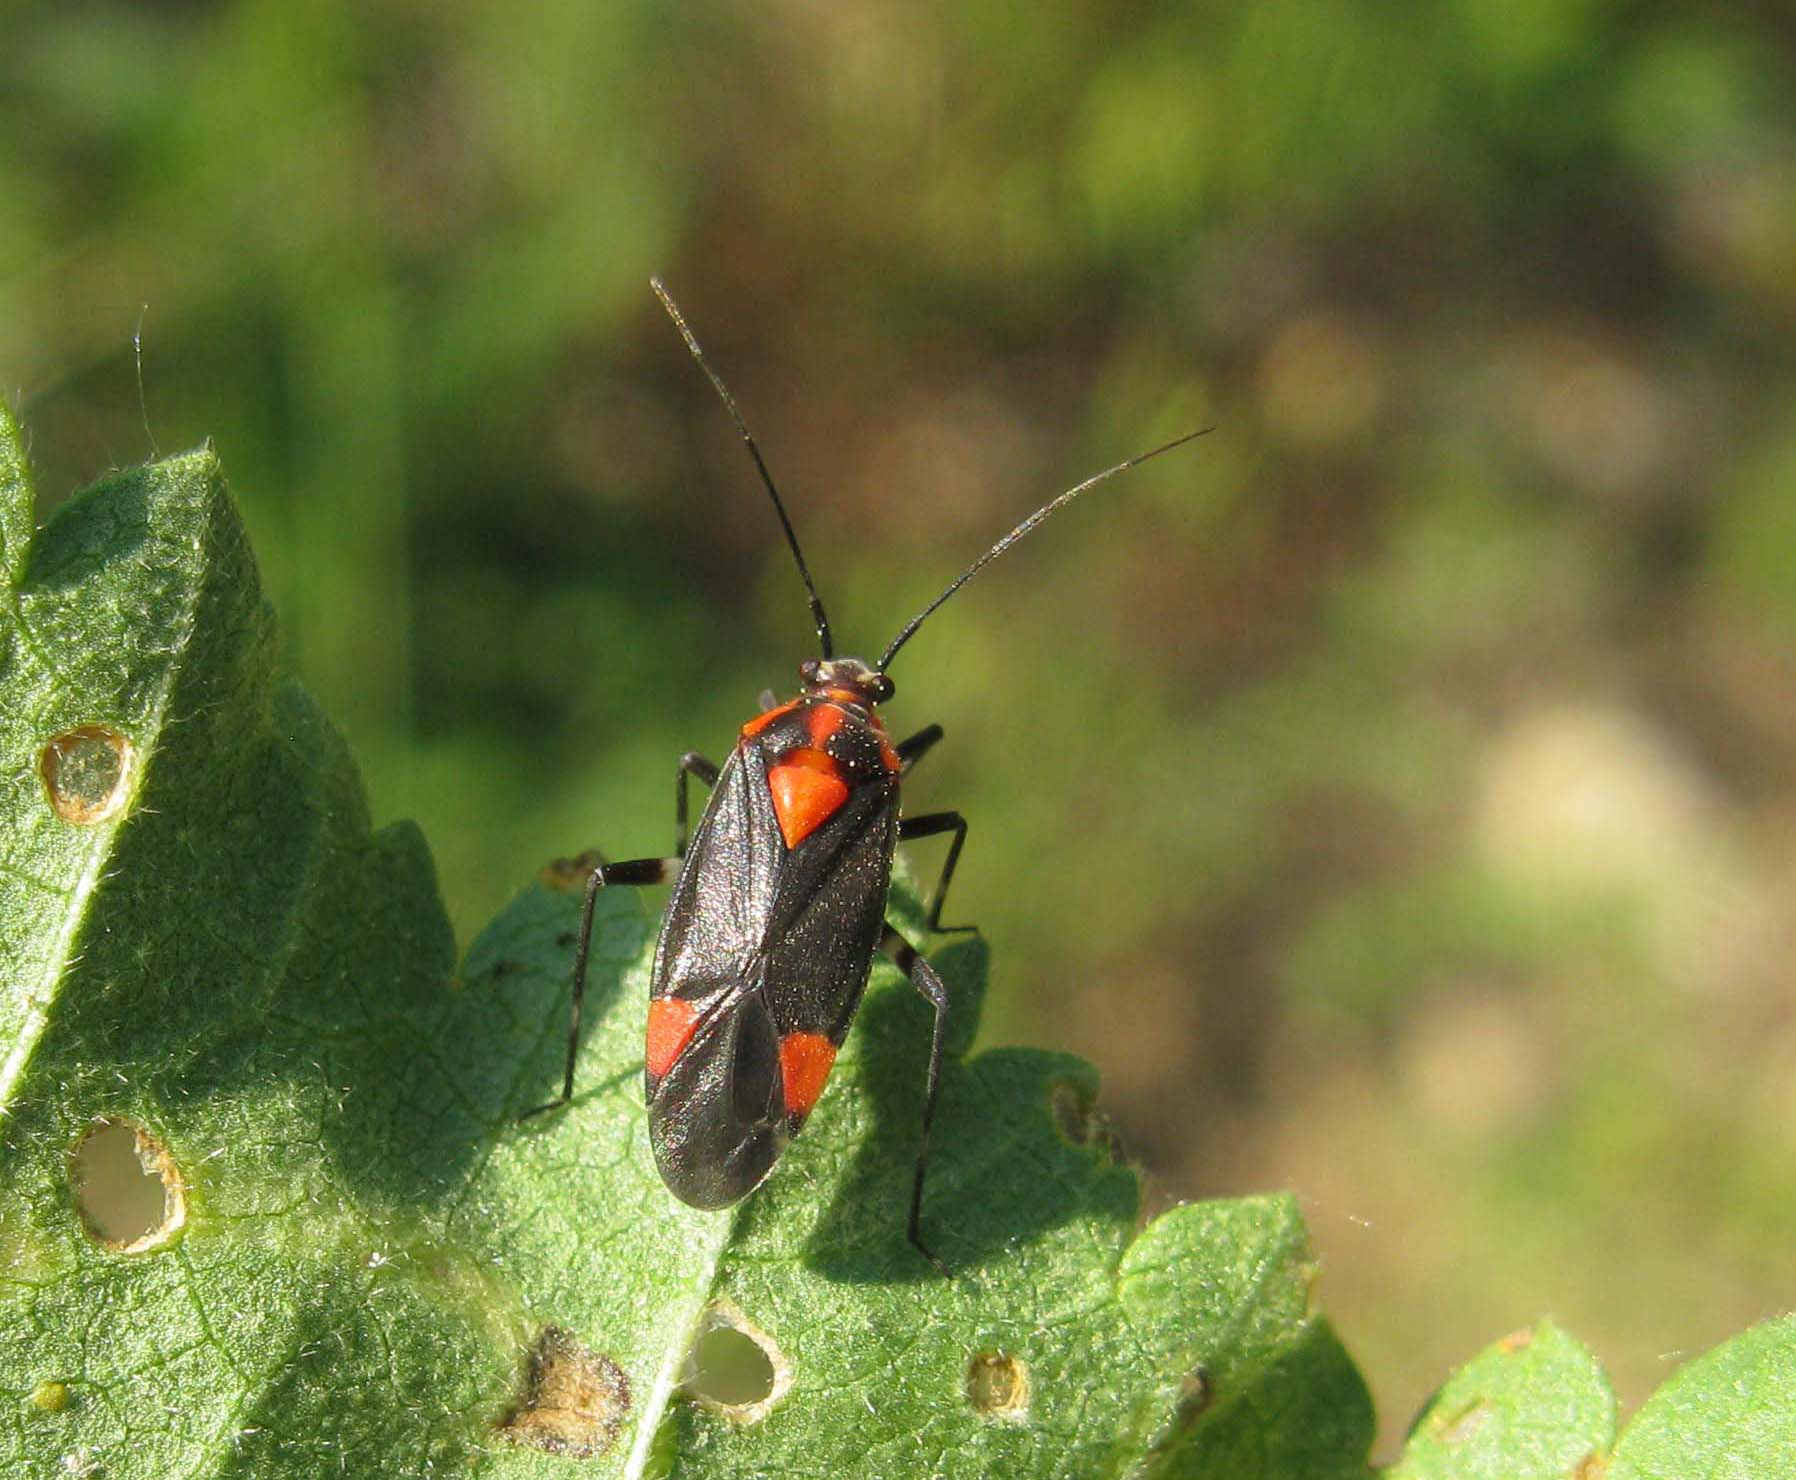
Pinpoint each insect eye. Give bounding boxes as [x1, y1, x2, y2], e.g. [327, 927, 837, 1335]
[799, 659, 822, 686]
[871, 675, 895, 703]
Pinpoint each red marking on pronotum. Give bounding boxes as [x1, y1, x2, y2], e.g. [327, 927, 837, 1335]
[874, 725, 902, 775]
[778, 1032, 837, 1117]
[766, 749, 849, 849]
[805, 703, 846, 748]
[645, 997, 702, 1078]
[741, 700, 801, 739]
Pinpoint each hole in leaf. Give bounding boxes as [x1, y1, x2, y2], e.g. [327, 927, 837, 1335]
[498, 1325, 631, 1459]
[69, 1119, 185, 1252]
[39, 725, 133, 825]
[965, 1350, 1030, 1421]
[681, 1302, 789, 1423]
[689, 1326, 774, 1406]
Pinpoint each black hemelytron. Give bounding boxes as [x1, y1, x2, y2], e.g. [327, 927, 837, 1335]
[524, 279, 1203, 1271]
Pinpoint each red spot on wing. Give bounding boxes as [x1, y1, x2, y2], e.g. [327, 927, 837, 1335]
[767, 747, 849, 849]
[779, 1031, 838, 1117]
[646, 997, 701, 1079]
[741, 698, 801, 739]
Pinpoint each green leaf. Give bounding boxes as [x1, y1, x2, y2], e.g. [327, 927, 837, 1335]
[13, 406, 1794, 1478]
[0, 420, 1373, 1475]
[1386, 1320, 1613, 1479]
[0, 411, 493, 1474]
[1609, 1315, 1796, 1480]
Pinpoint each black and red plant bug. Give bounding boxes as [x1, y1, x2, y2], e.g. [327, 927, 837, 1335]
[524, 278, 1205, 1271]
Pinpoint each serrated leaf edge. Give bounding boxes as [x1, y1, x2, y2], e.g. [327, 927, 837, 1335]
[0, 447, 223, 1118]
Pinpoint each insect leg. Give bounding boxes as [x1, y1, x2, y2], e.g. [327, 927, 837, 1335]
[894, 723, 944, 773]
[898, 810, 972, 933]
[881, 925, 952, 1276]
[521, 855, 675, 1120]
[675, 751, 720, 856]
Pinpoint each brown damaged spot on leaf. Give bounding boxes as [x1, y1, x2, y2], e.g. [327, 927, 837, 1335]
[681, 1301, 790, 1424]
[1440, 1397, 1490, 1445]
[1049, 1080, 1091, 1144]
[499, 1326, 631, 1459]
[1171, 1365, 1212, 1427]
[68, 1118, 186, 1253]
[1142, 1364, 1213, 1459]
[40, 724, 133, 825]
[539, 851, 602, 892]
[1495, 1327, 1535, 1354]
[1573, 1452, 1610, 1479]
[1048, 1079, 1125, 1165]
[964, 1350, 1030, 1422]
[1297, 1257, 1324, 1317]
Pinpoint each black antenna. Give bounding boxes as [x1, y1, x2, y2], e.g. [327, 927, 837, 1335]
[878, 426, 1212, 672]
[650, 277, 834, 659]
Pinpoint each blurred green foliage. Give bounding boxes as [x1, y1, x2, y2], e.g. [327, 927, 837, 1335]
[5, 0, 1795, 1455]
